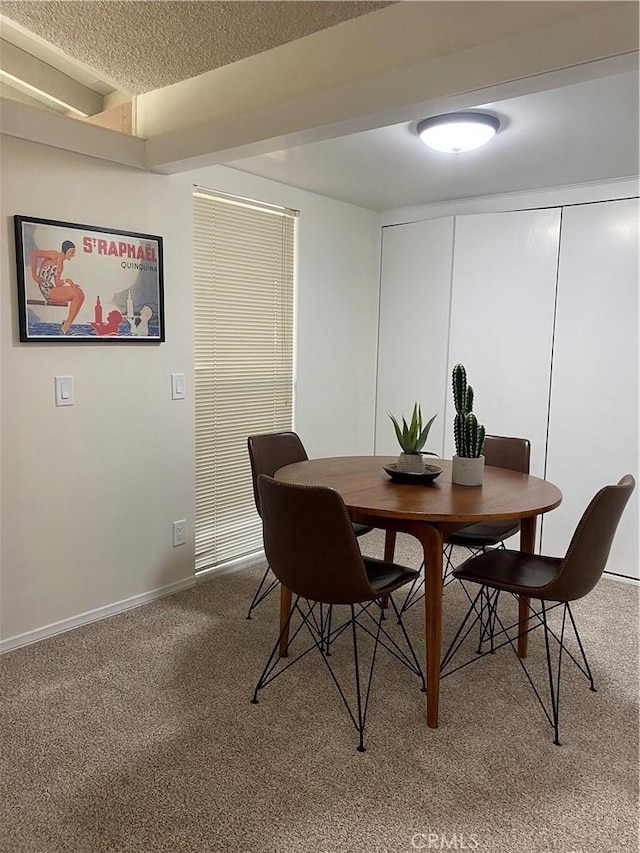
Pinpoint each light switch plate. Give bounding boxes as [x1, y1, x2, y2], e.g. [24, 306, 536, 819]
[171, 373, 185, 400]
[55, 375, 74, 406]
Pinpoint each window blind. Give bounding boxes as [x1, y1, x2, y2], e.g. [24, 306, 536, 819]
[193, 189, 296, 573]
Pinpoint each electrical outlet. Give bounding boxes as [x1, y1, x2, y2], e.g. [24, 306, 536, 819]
[172, 520, 186, 547]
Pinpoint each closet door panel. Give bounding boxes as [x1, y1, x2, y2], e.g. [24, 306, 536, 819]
[375, 218, 454, 456]
[445, 209, 561, 478]
[543, 199, 639, 578]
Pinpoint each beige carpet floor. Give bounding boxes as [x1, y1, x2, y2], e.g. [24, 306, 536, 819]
[1, 530, 638, 853]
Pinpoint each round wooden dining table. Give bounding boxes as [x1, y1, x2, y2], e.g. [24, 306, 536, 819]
[275, 455, 562, 729]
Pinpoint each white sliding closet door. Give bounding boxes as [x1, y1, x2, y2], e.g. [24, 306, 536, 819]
[542, 199, 639, 578]
[445, 209, 561, 479]
[375, 218, 454, 456]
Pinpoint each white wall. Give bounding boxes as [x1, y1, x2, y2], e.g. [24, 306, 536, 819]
[0, 137, 380, 649]
[1, 137, 195, 648]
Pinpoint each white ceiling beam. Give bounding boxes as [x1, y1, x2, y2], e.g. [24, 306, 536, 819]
[1, 1, 636, 181]
[0, 98, 146, 169]
[140, 2, 617, 139]
[143, 3, 639, 174]
[0, 39, 103, 116]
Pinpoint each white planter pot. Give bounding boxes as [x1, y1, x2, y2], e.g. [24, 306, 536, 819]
[452, 455, 485, 486]
[397, 452, 425, 474]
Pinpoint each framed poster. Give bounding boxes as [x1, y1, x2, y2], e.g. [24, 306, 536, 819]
[14, 215, 165, 342]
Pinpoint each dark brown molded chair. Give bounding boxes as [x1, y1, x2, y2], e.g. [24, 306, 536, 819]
[445, 434, 531, 559]
[441, 475, 635, 745]
[251, 475, 425, 752]
[246, 431, 371, 619]
[400, 435, 531, 614]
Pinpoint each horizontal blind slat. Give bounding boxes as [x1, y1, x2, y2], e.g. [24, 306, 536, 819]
[194, 190, 296, 569]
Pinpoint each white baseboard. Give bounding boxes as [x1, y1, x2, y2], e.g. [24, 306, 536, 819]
[4, 556, 627, 654]
[603, 571, 639, 586]
[196, 550, 265, 581]
[0, 576, 196, 654]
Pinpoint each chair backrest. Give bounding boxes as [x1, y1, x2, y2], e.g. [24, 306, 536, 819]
[483, 434, 530, 474]
[256, 475, 375, 605]
[547, 475, 635, 601]
[247, 431, 308, 517]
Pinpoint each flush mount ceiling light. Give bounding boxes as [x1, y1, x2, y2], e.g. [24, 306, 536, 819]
[417, 112, 500, 153]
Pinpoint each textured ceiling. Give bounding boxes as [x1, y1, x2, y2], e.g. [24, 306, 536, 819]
[0, 1, 394, 94]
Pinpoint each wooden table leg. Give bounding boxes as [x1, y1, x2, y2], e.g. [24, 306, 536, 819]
[383, 529, 397, 561]
[380, 530, 397, 609]
[413, 524, 443, 728]
[518, 516, 537, 659]
[279, 584, 292, 658]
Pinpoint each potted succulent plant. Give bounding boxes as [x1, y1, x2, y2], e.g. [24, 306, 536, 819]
[451, 363, 486, 486]
[389, 403, 438, 473]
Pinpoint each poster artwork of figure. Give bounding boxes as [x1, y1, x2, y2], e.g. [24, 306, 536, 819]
[30, 241, 85, 336]
[15, 217, 165, 343]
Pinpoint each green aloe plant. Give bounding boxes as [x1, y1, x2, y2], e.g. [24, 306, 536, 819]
[452, 363, 485, 458]
[389, 403, 437, 455]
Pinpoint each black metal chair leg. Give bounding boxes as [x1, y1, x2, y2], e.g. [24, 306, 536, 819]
[312, 601, 384, 752]
[325, 604, 333, 656]
[476, 587, 500, 654]
[488, 600, 565, 745]
[351, 605, 366, 752]
[398, 567, 424, 617]
[253, 593, 419, 752]
[566, 603, 596, 692]
[402, 543, 499, 619]
[388, 597, 426, 693]
[440, 585, 486, 672]
[541, 601, 562, 746]
[443, 544, 457, 586]
[246, 564, 279, 619]
[251, 595, 300, 701]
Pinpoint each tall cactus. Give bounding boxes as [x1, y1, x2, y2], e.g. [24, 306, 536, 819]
[452, 363, 485, 458]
